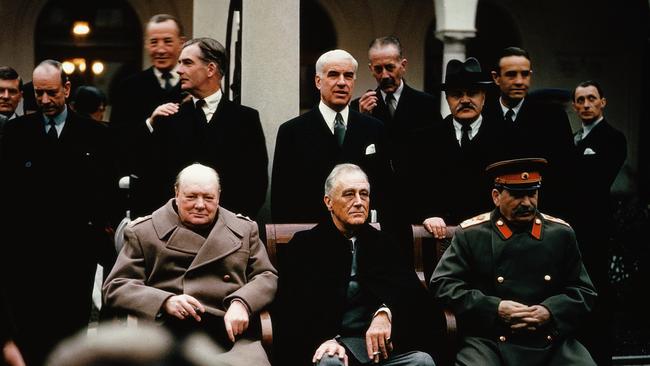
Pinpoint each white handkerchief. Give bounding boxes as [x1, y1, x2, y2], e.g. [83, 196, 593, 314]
[365, 143, 376, 155]
[583, 148, 596, 155]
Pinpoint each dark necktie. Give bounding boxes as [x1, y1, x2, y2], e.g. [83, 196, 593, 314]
[161, 71, 173, 91]
[461, 124, 471, 147]
[47, 119, 58, 141]
[334, 112, 346, 147]
[385, 93, 396, 118]
[195, 99, 208, 124]
[505, 108, 515, 124]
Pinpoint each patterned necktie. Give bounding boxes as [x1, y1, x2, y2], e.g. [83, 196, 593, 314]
[161, 71, 173, 91]
[461, 124, 471, 147]
[334, 112, 346, 147]
[195, 99, 208, 124]
[47, 119, 58, 141]
[385, 93, 396, 118]
[505, 108, 515, 124]
[574, 128, 584, 146]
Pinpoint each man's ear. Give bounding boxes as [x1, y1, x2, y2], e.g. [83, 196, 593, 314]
[491, 189, 501, 206]
[490, 71, 499, 84]
[315, 74, 322, 91]
[601, 97, 607, 109]
[63, 81, 72, 98]
[323, 195, 333, 212]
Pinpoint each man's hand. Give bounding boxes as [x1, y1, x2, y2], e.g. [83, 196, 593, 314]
[163, 294, 205, 321]
[149, 102, 179, 127]
[509, 304, 551, 331]
[423, 217, 447, 239]
[224, 300, 249, 343]
[358, 90, 379, 114]
[366, 312, 392, 363]
[312, 339, 347, 366]
[2, 341, 25, 366]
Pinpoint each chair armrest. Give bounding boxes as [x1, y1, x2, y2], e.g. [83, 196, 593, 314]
[260, 309, 273, 356]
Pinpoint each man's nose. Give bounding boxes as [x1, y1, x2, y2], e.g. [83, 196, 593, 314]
[41, 93, 50, 103]
[0, 89, 8, 98]
[195, 197, 206, 208]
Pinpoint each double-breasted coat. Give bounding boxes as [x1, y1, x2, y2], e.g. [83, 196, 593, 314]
[431, 209, 597, 366]
[103, 200, 277, 365]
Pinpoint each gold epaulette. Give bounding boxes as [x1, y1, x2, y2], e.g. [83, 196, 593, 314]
[235, 213, 253, 221]
[460, 212, 491, 228]
[541, 213, 571, 227]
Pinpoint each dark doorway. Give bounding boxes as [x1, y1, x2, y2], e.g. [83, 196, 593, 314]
[300, 0, 337, 112]
[34, 0, 142, 108]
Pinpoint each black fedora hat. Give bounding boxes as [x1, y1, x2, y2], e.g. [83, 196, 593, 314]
[441, 57, 492, 91]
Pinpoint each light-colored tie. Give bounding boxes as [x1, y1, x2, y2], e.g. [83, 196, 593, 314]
[385, 93, 396, 117]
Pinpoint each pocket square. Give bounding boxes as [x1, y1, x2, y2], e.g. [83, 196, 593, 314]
[365, 144, 376, 155]
[583, 148, 596, 155]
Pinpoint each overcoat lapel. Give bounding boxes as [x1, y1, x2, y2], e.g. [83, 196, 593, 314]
[188, 209, 243, 271]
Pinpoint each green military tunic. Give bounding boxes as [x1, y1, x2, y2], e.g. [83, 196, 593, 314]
[431, 209, 597, 366]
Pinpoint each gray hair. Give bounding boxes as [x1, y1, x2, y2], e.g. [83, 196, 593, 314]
[147, 13, 184, 36]
[315, 49, 358, 77]
[175, 163, 220, 191]
[324, 163, 369, 196]
[35, 59, 68, 85]
[183, 37, 228, 76]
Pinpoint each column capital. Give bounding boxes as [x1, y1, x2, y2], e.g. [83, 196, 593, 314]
[435, 29, 476, 43]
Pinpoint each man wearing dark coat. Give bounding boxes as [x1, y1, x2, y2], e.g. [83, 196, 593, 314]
[144, 37, 268, 219]
[484, 47, 576, 220]
[272, 49, 393, 224]
[110, 14, 186, 218]
[0, 60, 118, 366]
[103, 163, 277, 366]
[571, 80, 627, 366]
[350, 36, 442, 228]
[431, 157, 597, 366]
[276, 164, 436, 366]
[416, 57, 503, 239]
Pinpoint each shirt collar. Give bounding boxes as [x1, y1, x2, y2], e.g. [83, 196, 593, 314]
[153, 66, 180, 88]
[379, 80, 404, 104]
[192, 89, 222, 112]
[319, 100, 349, 133]
[581, 116, 603, 138]
[452, 114, 483, 142]
[42, 105, 67, 126]
[499, 97, 524, 120]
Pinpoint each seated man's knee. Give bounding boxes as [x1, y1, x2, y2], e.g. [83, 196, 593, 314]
[316, 355, 346, 366]
[411, 351, 436, 366]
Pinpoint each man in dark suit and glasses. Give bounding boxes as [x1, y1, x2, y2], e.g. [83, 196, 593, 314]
[272, 49, 393, 224]
[144, 37, 268, 219]
[0, 60, 118, 366]
[571, 80, 626, 366]
[110, 14, 186, 218]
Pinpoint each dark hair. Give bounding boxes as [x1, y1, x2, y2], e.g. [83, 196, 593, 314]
[36, 59, 68, 85]
[71, 86, 106, 117]
[494, 46, 531, 73]
[182, 38, 228, 76]
[0, 66, 23, 91]
[572, 80, 604, 101]
[148, 13, 184, 36]
[368, 35, 403, 58]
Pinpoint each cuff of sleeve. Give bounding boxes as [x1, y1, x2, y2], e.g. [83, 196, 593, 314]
[373, 305, 392, 323]
[145, 118, 154, 133]
[229, 297, 252, 315]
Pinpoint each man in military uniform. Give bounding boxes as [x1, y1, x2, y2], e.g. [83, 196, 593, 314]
[430, 158, 597, 366]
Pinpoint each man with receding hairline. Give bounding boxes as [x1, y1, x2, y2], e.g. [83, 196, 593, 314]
[104, 163, 277, 366]
[0, 59, 118, 365]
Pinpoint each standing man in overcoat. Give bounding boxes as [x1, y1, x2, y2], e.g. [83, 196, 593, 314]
[103, 163, 277, 366]
[0, 60, 118, 365]
[431, 158, 597, 366]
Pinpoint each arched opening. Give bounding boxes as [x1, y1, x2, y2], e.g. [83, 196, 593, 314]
[34, 0, 142, 109]
[300, 0, 337, 112]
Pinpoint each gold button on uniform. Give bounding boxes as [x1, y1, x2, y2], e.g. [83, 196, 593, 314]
[544, 275, 551, 281]
[547, 335, 553, 341]
[535, 218, 542, 224]
[497, 276, 504, 283]
[499, 336, 506, 342]
[496, 220, 504, 226]
[223, 274, 231, 282]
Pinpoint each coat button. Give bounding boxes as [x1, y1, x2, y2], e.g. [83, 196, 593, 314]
[497, 276, 504, 283]
[496, 220, 504, 226]
[544, 275, 551, 281]
[547, 335, 553, 341]
[499, 336, 506, 342]
[223, 274, 231, 282]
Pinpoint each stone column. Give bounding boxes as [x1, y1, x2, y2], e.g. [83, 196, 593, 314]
[192, 0, 230, 41]
[241, 0, 300, 221]
[434, 0, 478, 116]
